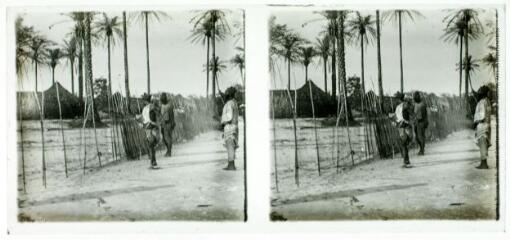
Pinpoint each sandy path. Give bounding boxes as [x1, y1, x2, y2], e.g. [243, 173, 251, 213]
[18, 126, 245, 221]
[271, 120, 498, 220]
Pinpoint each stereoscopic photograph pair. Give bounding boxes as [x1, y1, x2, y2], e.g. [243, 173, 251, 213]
[12, 5, 501, 223]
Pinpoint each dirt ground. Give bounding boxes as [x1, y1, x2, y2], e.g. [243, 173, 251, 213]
[17, 120, 245, 221]
[270, 118, 498, 220]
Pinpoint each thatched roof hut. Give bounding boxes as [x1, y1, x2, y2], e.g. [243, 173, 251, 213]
[270, 80, 336, 118]
[17, 82, 82, 120]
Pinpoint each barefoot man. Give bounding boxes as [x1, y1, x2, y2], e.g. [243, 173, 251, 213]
[160, 93, 175, 157]
[221, 87, 239, 171]
[141, 94, 161, 169]
[394, 92, 413, 168]
[474, 85, 492, 169]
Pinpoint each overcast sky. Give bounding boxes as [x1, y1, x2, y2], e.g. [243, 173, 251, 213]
[270, 8, 497, 96]
[18, 10, 244, 98]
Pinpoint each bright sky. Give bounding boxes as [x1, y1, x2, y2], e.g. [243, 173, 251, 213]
[18, 10, 244, 98]
[270, 8, 497, 96]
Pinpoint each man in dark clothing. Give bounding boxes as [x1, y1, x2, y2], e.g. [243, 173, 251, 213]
[394, 92, 414, 168]
[140, 94, 160, 168]
[159, 93, 175, 157]
[413, 91, 428, 155]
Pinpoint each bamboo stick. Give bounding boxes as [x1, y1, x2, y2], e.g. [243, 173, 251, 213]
[55, 82, 69, 178]
[107, 86, 117, 162]
[18, 93, 26, 193]
[271, 86, 279, 192]
[307, 80, 321, 176]
[32, 90, 46, 188]
[87, 76, 101, 167]
[81, 101, 91, 174]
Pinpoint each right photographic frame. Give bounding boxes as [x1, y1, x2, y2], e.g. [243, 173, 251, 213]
[269, 6, 502, 221]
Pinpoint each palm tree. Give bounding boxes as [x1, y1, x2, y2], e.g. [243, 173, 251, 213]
[323, 11, 338, 97]
[444, 9, 484, 101]
[122, 11, 131, 113]
[442, 19, 467, 97]
[94, 13, 123, 161]
[131, 11, 170, 95]
[383, 10, 423, 92]
[16, 17, 34, 79]
[62, 38, 78, 95]
[230, 49, 245, 85]
[347, 12, 376, 101]
[67, 12, 86, 103]
[459, 55, 480, 93]
[83, 12, 103, 166]
[48, 48, 62, 85]
[300, 45, 321, 176]
[28, 36, 51, 92]
[206, 56, 227, 95]
[189, 19, 227, 97]
[191, 10, 230, 98]
[307, 11, 338, 97]
[347, 12, 376, 158]
[314, 35, 330, 93]
[482, 51, 497, 79]
[336, 11, 354, 121]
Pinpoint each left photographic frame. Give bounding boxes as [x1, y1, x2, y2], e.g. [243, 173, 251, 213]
[12, 7, 246, 222]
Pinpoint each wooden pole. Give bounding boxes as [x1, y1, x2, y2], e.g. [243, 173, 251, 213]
[18, 93, 26, 193]
[55, 82, 69, 177]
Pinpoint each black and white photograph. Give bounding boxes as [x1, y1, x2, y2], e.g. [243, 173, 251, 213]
[14, 8, 246, 221]
[269, 7, 501, 220]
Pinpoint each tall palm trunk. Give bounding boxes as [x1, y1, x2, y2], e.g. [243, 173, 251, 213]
[211, 24, 217, 98]
[107, 36, 118, 161]
[337, 15, 352, 120]
[144, 12, 151, 95]
[459, 37, 463, 97]
[51, 67, 55, 84]
[84, 13, 102, 166]
[376, 10, 384, 107]
[239, 67, 244, 85]
[206, 36, 210, 97]
[123, 11, 131, 113]
[307, 69, 321, 176]
[35, 61, 38, 92]
[398, 11, 404, 93]
[464, 30, 469, 100]
[322, 56, 328, 94]
[361, 37, 369, 159]
[331, 34, 337, 99]
[70, 59, 75, 95]
[78, 37, 84, 103]
[337, 13, 354, 164]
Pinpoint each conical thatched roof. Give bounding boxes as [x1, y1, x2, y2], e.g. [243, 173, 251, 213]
[17, 82, 82, 120]
[270, 80, 336, 118]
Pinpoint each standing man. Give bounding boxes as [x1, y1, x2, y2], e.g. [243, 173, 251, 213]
[473, 85, 491, 169]
[160, 93, 175, 157]
[394, 92, 413, 168]
[413, 91, 428, 155]
[141, 94, 160, 169]
[221, 87, 239, 171]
